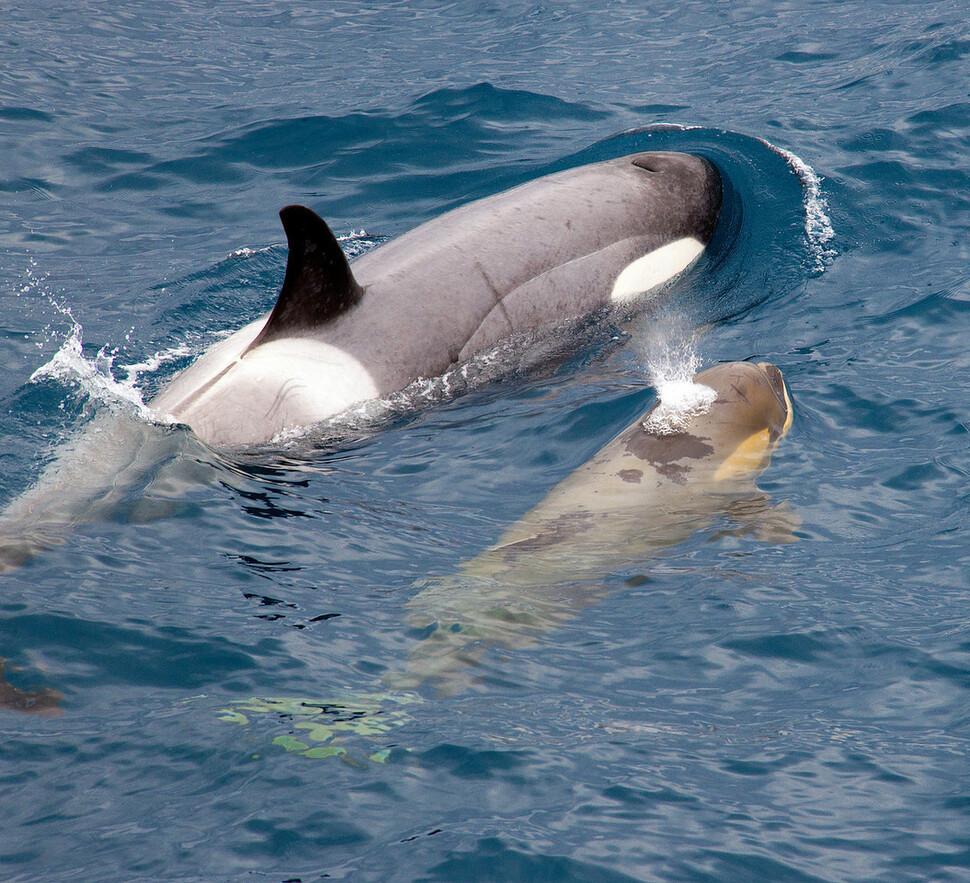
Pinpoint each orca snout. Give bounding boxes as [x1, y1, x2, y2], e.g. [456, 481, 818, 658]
[693, 361, 792, 442]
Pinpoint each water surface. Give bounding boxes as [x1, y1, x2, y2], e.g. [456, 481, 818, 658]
[2, 2, 969, 881]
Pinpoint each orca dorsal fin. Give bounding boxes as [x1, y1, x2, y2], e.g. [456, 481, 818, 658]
[248, 205, 363, 350]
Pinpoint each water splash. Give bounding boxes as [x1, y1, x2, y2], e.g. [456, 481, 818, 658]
[29, 319, 193, 424]
[642, 367, 716, 437]
[758, 138, 836, 272]
[16, 257, 50, 303]
[639, 320, 716, 436]
[30, 323, 153, 420]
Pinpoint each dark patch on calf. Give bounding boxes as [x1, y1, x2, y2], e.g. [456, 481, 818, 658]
[617, 469, 643, 484]
[623, 429, 714, 484]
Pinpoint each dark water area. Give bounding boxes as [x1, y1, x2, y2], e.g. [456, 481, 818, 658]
[2, 2, 970, 881]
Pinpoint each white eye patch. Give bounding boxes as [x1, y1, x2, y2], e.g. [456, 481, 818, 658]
[610, 237, 705, 303]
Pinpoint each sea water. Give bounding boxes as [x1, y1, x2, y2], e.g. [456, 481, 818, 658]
[1, 2, 969, 881]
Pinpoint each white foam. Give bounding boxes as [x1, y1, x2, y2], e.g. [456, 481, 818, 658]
[121, 342, 194, 379]
[642, 379, 716, 435]
[759, 138, 836, 272]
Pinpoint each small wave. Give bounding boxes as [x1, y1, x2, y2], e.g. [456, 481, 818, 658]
[227, 245, 273, 259]
[230, 231, 381, 264]
[758, 138, 836, 272]
[29, 320, 196, 425]
[338, 230, 385, 261]
[620, 122, 703, 135]
[30, 323, 154, 420]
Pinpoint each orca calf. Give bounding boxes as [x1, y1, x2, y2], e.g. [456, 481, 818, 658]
[394, 361, 795, 694]
[219, 362, 797, 754]
[152, 152, 722, 445]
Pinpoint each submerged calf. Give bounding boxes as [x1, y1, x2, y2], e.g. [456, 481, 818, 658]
[394, 361, 795, 694]
[223, 361, 796, 757]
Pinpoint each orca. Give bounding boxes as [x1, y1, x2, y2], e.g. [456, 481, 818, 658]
[393, 361, 795, 694]
[0, 151, 722, 573]
[151, 152, 722, 446]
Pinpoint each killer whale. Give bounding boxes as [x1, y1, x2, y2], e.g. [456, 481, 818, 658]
[394, 361, 795, 693]
[0, 151, 721, 572]
[219, 362, 797, 751]
[151, 152, 722, 446]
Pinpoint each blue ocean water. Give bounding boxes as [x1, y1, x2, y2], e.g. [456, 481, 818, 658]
[2, 2, 970, 881]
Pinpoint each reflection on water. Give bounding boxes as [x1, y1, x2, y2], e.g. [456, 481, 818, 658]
[0, 659, 62, 717]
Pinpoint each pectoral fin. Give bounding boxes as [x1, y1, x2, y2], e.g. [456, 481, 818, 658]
[711, 496, 802, 544]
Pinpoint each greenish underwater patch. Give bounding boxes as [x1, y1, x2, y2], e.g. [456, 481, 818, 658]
[219, 692, 421, 763]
